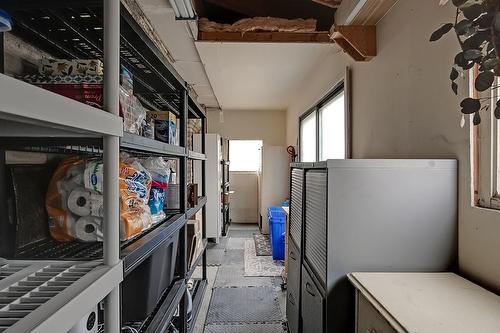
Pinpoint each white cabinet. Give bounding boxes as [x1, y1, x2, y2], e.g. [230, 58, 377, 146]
[349, 272, 500, 333]
[194, 134, 222, 242]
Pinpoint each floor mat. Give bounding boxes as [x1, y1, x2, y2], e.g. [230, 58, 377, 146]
[221, 249, 245, 265]
[205, 287, 282, 325]
[244, 240, 283, 277]
[199, 248, 224, 266]
[228, 229, 257, 238]
[254, 234, 272, 256]
[226, 238, 247, 250]
[207, 237, 228, 250]
[214, 264, 272, 288]
[204, 323, 285, 333]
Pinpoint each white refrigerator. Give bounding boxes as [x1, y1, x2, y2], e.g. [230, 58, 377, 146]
[194, 133, 222, 242]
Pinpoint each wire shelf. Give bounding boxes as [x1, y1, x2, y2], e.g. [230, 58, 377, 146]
[12, 213, 180, 261]
[5, 2, 184, 114]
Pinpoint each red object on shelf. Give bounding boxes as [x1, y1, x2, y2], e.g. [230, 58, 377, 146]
[37, 83, 103, 109]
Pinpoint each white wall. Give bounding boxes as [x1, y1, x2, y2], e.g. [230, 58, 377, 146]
[208, 109, 286, 146]
[286, 0, 500, 292]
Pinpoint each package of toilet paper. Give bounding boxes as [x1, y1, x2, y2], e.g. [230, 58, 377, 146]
[47, 156, 154, 242]
[46, 157, 86, 242]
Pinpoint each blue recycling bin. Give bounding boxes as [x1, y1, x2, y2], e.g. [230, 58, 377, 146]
[268, 206, 286, 260]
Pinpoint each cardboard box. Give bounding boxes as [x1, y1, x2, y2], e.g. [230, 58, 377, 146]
[148, 111, 177, 144]
[39, 59, 104, 76]
[37, 83, 103, 109]
[187, 183, 199, 208]
[187, 219, 203, 268]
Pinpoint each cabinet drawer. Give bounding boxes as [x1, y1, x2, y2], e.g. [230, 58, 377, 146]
[356, 291, 397, 333]
[287, 288, 300, 333]
[301, 265, 323, 333]
[287, 240, 300, 296]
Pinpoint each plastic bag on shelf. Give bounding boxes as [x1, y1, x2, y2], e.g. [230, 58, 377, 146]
[142, 157, 172, 223]
[119, 155, 153, 240]
[119, 86, 146, 135]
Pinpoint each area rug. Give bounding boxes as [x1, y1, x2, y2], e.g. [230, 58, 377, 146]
[253, 234, 272, 256]
[244, 240, 283, 277]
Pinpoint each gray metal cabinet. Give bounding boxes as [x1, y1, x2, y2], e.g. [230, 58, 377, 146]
[287, 240, 301, 333]
[301, 265, 324, 333]
[286, 160, 458, 333]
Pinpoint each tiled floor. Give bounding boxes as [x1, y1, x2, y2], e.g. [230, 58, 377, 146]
[193, 223, 287, 333]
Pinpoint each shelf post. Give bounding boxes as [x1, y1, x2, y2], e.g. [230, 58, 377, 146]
[179, 86, 189, 333]
[0, 32, 4, 74]
[103, 0, 121, 332]
[201, 116, 207, 280]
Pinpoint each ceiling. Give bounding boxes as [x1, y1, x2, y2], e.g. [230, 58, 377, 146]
[195, 42, 337, 110]
[136, 0, 338, 111]
[137, 0, 220, 108]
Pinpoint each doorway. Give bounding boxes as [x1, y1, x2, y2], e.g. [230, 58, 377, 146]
[228, 140, 263, 224]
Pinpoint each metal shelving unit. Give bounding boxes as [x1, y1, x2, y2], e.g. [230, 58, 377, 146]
[0, 0, 207, 332]
[187, 279, 208, 333]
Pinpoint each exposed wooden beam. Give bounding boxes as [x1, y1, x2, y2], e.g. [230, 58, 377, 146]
[198, 31, 333, 43]
[311, 0, 342, 8]
[331, 25, 376, 61]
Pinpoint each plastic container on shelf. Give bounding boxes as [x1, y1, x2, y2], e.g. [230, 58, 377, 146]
[268, 206, 286, 261]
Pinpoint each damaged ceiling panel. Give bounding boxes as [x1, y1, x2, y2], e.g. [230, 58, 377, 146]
[194, 0, 337, 31]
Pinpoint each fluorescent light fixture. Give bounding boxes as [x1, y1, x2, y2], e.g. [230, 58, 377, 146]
[169, 0, 196, 20]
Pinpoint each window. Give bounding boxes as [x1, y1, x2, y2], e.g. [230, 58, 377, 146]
[319, 90, 346, 160]
[229, 140, 263, 172]
[474, 72, 500, 210]
[299, 77, 350, 162]
[300, 111, 316, 162]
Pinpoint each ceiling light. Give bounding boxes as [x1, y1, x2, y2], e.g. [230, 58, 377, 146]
[169, 0, 196, 20]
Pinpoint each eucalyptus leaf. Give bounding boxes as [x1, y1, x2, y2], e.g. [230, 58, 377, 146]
[455, 19, 472, 35]
[473, 111, 481, 125]
[475, 71, 495, 91]
[463, 31, 490, 50]
[462, 4, 484, 20]
[454, 52, 467, 67]
[450, 67, 459, 80]
[495, 101, 500, 119]
[430, 23, 454, 41]
[460, 98, 481, 114]
[482, 58, 500, 70]
[463, 49, 483, 60]
[452, 0, 467, 7]
[463, 60, 475, 70]
[472, 12, 494, 29]
[451, 81, 458, 95]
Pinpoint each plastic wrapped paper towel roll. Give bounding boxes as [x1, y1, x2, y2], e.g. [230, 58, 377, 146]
[74, 216, 103, 242]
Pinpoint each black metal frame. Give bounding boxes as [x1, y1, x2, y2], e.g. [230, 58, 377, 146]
[298, 80, 348, 162]
[0, 2, 208, 332]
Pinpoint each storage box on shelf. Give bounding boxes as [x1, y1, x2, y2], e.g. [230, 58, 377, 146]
[1, 1, 208, 332]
